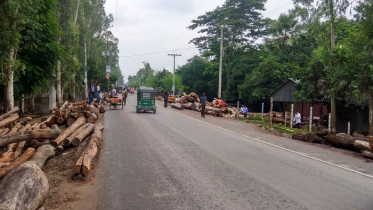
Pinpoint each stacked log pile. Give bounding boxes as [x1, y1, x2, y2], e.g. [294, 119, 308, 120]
[292, 131, 373, 158]
[0, 100, 106, 209]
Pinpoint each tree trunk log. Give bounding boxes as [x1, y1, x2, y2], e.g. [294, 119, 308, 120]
[0, 129, 61, 147]
[0, 145, 54, 210]
[70, 112, 78, 119]
[64, 123, 89, 146]
[87, 113, 97, 123]
[59, 101, 68, 110]
[73, 123, 103, 177]
[7, 122, 22, 152]
[88, 105, 100, 118]
[50, 124, 59, 130]
[171, 103, 184, 110]
[67, 118, 76, 127]
[353, 140, 371, 152]
[363, 151, 373, 159]
[72, 123, 94, 146]
[0, 107, 19, 121]
[0, 151, 14, 164]
[40, 115, 57, 128]
[56, 117, 64, 124]
[55, 145, 64, 155]
[0, 114, 19, 129]
[98, 104, 106, 113]
[0, 128, 10, 135]
[13, 124, 32, 158]
[316, 129, 329, 137]
[51, 116, 86, 147]
[0, 147, 35, 179]
[71, 101, 86, 106]
[325, 133, 356, 149]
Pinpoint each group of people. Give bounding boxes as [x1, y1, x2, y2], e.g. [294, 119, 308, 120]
[240, 106, 249, 118]
[89, 80, 103, 104]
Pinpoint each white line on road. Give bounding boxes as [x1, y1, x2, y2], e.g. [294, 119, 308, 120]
[167, 108, 373, 180]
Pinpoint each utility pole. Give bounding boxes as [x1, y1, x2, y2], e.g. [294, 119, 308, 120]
[168, 54, 181, 96]
[218, 27, 223, 99]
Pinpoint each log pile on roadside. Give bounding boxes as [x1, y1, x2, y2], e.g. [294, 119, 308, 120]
[0, 100, 106, 209]
[292, 130, 373, 159]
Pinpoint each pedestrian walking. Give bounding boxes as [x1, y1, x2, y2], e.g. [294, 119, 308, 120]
[122, 89, 128, 105]
[199, 93, 207, 118]
[294, 110, 301, 128]
[164, 92, 168, 108]
[89, 79, 97, 104]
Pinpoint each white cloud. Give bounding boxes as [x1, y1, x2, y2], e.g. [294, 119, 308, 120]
[104, 0, 293, 83]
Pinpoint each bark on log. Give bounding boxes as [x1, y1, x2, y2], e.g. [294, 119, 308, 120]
[0, 114, 19, 129]
[88, 105, 100, 119]
[7, 122, 22, 152]
[73, 123, 103, 177]
[0, 151, 14, 164]
[59, 101, 68, 110]
[71, 101, 86, 106]
[55, 145, 64, 155]
[50, 124, 59, 130]
[39, 123, 47, 129]
[0, 107, 19, 121]
[67, 118, 76, 127]
[13, 124, 32, 158]
[51, 117, 86, 147]
[72, 123, 94, 146]
[325, 133, 356, 149]
[70, 112, 78, 119]
[0, 128, 9, 135]
[0, 145, 54, 210]
[0, 147, 35, 179]
[87, 113, 98, 123]
[40, 115, 57, 127]
[54, 110, 64, 117]
[316, 129, 329, 137]
[353, 140, 371, 152]
[64, 123, 89, 146]
[0, 163, 9, 168]
[56, 117, 64, 124]
[0, 129, 62, 147]
[363, 151, 373, 159]
[98, 104, 106, 113]
[171, 103, 184, 110]
[30, 140, 50, 149]
[63, 108, 70, 119]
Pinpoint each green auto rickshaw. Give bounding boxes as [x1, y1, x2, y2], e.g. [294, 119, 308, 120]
[136, 87, 157, 113]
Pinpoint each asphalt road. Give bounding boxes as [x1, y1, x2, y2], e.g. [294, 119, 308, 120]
[98, 95, 373, 210]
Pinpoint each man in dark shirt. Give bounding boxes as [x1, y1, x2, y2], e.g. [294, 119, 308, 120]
[164, 92, 168, 108]
[199, 93, 207, 118]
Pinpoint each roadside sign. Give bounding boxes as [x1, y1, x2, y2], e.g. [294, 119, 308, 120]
[106, 66, 111, 74]
[105, 74, 110, 80]
[172, 85, 175, 92]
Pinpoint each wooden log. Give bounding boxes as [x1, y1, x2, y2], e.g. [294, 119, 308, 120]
[353, 140, 371, 152]
[67, 118, 76, 127]
[316, 129, 329, 137]
[88, 105, 100, 119]
[0, 128, 9, 135]
[325, 133, 356, 149]
[71, 101, 86, 106]
[13, 123, 32, 158]
[50, 124, 59, 130]
[55, 145, 64, 155]
[82, 104, 89, 111]
[0, 163, 9, 168]
[64, 123, 90, 146]
[0, 147, 35, 179]
[54, 110, 64, 117]
[292, 133, 304, 141]
[63, 108, 70, 119]
[74, 123, 103, 177]
[70, 112, 79, 119]
[0, 151, 14, 164]
[30, 140, 50, 149]
[88, 113, 98, 123]
[51, 116, 86, 147]
[40, 115, 57, 127]
[7, 122, 22, 152]
[171, 103, 184, 110]
[0, 107, 19, 121]
[72, 123, 94, 146]
[363, 151, 373, 159]
[31, 123, 40, 130]
[304, 133, 324, 143]
[59, 101, 68, 110]
[56, 117, 64, 124]
[98, 104, 106, 113]
[0, 114, 19, 129]
[0, 129, 62, 147]
[0, 145, 54, 210]
[25, 116, 32, 121]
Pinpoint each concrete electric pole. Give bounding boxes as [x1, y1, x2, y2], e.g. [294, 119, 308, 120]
[218, 27, 223, 99]
[168, 54, 181, 96]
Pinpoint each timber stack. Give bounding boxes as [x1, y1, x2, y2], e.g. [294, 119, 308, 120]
[0, 100, 106, 210]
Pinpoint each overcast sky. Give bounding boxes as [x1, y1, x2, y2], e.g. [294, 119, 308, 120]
[104, 0, 293, 83]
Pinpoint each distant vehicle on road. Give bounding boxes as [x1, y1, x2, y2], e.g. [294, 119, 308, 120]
[130, 87, 135, 94]
[136, 87, 156, 114]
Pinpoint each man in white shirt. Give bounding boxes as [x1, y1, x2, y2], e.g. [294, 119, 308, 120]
[294, 110, 302, 128]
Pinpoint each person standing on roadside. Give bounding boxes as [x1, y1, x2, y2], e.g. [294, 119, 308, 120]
[199, 93, 207, 118]
[243, 106, 248, 118]
[294, 110, 302, 128]
[164, 91, 168, 108]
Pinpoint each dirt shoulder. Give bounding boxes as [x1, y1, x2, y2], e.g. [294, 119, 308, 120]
[39, 114, 104, 210]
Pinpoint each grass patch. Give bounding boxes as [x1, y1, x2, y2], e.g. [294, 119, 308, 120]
[239, 114, 310, 135]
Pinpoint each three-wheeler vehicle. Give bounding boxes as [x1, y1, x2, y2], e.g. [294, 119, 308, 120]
[136, 87, 156, 113]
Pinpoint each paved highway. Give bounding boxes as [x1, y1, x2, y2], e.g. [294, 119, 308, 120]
[98, 95, 373, 210]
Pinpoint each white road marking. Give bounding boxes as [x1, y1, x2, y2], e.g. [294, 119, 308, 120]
[167, 108, 373, 179]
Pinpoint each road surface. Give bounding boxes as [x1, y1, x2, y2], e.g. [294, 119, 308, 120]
[98, 95, 373, 210]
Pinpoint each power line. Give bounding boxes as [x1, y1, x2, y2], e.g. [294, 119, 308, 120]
[119, 47, 196, 57]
